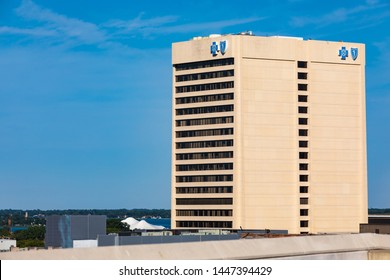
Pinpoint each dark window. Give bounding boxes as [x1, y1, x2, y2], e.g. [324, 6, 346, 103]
[176, 151, 233, 160]
[176, 116, 233, 127]
[176, 70, 234, 82]
[298, 106, 308, 114]
[299, 175, 309, 182]
[174, 58, 234, 71]
[176, 186, 233, 194]
[299, 152, 308, 159]
[176, 163, 233, 172]
[299, 129, 308, 136]
[299, 141, 308, 148]
[299, 163, 308, 170]
[298, 84, 308, 91]
[300, 198, 309, 204]
[300, 186, 308, 193]
[299, 118, 308, 125]
[176, 175, 233, 183]
[298, 95, 308, 102]
[176, 140, 233, 149]
[300, 209, 309, 216]
[176, 93, 234, 104]
[176, 81, 234, 93]
[176, 105, 234, 116]
[298, 72, 308, 79]
[176, 220, 233, 228]
[300, 220, 309, 227]
[176, 128, 233, 138]
[176, 198, 233, 205]
[297, 61, 307, 68]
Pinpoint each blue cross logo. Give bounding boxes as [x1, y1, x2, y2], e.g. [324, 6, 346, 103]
[210, 41, 219, 56]
[338, 46, 348, 60]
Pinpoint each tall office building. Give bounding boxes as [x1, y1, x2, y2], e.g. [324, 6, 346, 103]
[171, 34, 367, 234]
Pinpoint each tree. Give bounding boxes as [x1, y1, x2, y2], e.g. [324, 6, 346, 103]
[106, 218, 130, 234]
[13, 225, 45, 241]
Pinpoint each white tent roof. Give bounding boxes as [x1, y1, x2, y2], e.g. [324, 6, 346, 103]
[121, 217, 139, 227]
[132, 220, 165, 230]
[121, 217, 165, 230]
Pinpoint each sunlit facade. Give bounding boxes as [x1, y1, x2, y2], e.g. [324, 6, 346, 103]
[171, 34, 367, 234]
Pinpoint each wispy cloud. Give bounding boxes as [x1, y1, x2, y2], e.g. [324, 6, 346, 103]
[104, 13, 178, 32]
[156, 17, 265, 34]
[105, 14, 264, 37]
[2, 1, 264, 51]
[290, 1, 388, 28]
[0, 26, 56, 37]
[14, 0, 106, 44]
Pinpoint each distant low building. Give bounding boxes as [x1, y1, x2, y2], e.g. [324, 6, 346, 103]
[0, 239, 16, 252]
[45, 215, 106, 248]
[360, 215, 390, 234]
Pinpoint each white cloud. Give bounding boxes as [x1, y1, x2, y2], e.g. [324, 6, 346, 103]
[156, 17, 265, 34]
[0, 26, 56, 37]
[105, 13, 178, 32]
[106, 15, 264, 37]
[4, 1, 264, 51]
[15, 0, 106, 44]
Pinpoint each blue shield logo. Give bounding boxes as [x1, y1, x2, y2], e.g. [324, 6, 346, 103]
[220, 40, 227, 55]
[351, 48, 358, 60]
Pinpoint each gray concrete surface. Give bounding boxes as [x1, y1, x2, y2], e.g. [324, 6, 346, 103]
[1, 233, 390, 260]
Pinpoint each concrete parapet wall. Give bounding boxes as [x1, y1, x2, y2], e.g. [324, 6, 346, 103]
[1, 233, 390, 260]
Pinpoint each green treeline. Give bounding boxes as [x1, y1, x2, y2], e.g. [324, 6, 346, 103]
[0, 208, 171, 227]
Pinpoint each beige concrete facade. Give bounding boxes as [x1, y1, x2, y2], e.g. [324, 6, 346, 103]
[171, 34, 367, 234]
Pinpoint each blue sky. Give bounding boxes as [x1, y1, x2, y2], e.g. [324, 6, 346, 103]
[0, 0, 389, 210]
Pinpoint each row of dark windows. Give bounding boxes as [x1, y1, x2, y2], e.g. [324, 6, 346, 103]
[176, 116, 233, 127]
[297, 68, 309, 228]
[176, 140, 233, 149]
[176, 198, 233, 205]
[176, 151, 233, 160]
[174, 58, 234, 71]
[176, 81, 234, 93]
[176, 186, 233, 194]
[176, 105, 234, 116]
[176, 175, 233, 183]
[176, 221, 233, 228]
[176, 209, 233, 217]
[176, 163, 233, 172]
[176, 128, 233, 138]
[176, 93, 234, 105]
[176, 70, 234, 82]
